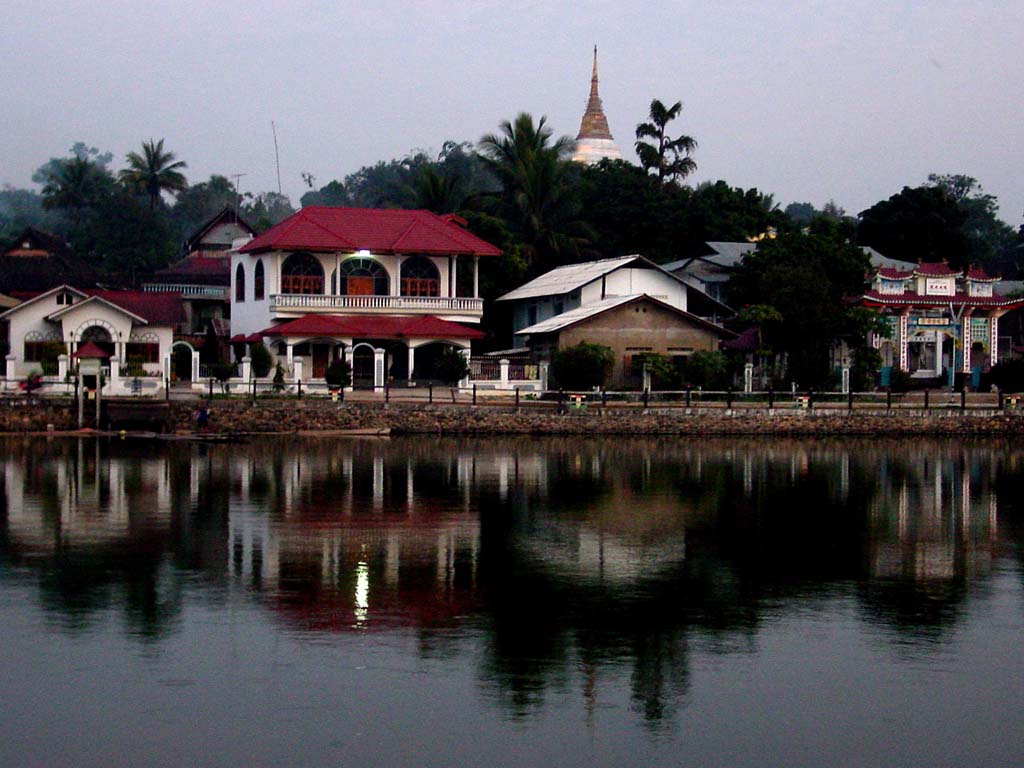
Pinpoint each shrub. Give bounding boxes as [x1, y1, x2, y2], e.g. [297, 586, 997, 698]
[630, 352, 679, 390]
[551, 342, 614, 390]
[682, 350, 728, 389]
[249, 342, 273, 378]
[273, 363, 286, 392]
[435, 347, 470, 386]
[325, 358, 352, 388]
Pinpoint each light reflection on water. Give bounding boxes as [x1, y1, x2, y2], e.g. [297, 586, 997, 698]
[0, 435, 1023, 767]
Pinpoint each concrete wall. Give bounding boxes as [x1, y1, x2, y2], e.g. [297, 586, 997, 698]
[555, 299, 721, 385]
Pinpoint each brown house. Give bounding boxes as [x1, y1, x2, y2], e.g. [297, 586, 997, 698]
[515, 294, 735, 387]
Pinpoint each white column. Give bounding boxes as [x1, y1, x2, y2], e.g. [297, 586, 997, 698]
[408, 345, 416, 381]
[109, 357, 121, 392]
[473, 256, 480, 299]
[58, 354, 68, 380]
[192, 350, 200, 382]
[539, 361, 550, 391]
[990, 316, 999, 365]
[286, 343, 294, 366]
[934, 331, 943, 377]
[392, 257, 401, 297]
[373, 348, 385, 389]
[293, 359, 303, 381]
[744, 362, 753, 393]
[451, 257, 458, 298]
[6, 354, 16, 387]
[162, 354, 171, 381]
[962, 317, 972, 372]
[241, 355, 252, 382]
[499, 358, 510, 388]
[459, 347, 471, 389]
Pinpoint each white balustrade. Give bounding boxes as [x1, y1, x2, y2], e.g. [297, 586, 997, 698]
[269, 294, 483, 313]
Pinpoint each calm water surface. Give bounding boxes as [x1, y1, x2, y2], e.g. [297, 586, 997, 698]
[1, 435, 1022, 767]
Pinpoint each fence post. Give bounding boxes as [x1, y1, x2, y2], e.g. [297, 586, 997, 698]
[642, 388, 649, 408]
[685, 386, 692, 408]
[808, 388, 814, 410]
[924, 388, 929, 410]
[472, 384, 477, 405]
[602, 388, 608, 408]
[558, 389, 565, 413]
[961, 387, 966, 411]
[385, 382, 390, 403]
[297, 379, 302, 399]
[767, 386, 774, 410]
[165, 376, 170, 401]
[429, 384, 433, 404]
[251, 377, 256, 402]
[726, 386, 733, 409]
[886, 387, 892, 410]
[997, 388, 1004, 411]
[848, 387, 854, 412]
[515, 386, 520, 408]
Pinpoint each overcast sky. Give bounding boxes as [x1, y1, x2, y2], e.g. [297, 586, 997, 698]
[3, 0, 1022, 224]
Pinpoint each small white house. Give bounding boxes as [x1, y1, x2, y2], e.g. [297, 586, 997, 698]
[0, 285, 183, 385]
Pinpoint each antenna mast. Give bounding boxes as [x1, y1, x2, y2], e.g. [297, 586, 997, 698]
[271, 121, 282, 196]
[229, 173, 248, 215]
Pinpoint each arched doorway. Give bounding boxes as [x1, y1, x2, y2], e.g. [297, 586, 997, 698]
[351, 344, 377, 389]
[77, 323, 116, 357]
[171, 341, 198, 382]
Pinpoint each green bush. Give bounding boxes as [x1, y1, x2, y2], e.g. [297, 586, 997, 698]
[273, 363, 286, 392]
[434, 347, 470, 385]
[249, 342, 273, 378]
[325, 358, 352, 388]
[631, 352, 679, 389]
[551, 342, 614, 390]
[682, 350, 729, 389]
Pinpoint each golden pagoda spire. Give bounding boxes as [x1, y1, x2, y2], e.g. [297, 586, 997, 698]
[576, 45, 614, 141]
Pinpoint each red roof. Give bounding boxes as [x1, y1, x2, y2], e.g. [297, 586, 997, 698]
[239, 207, 502, 257]
[858, 290, 1024, 309]
[876, 267, 913, 280]
[913, 262, 959, 277]
[86, 290, 186, 325]
[257, 314, 485, 340]
[966, 266, 1000, 282]
[153, 255, 231, 282]
[73, 341, 111, 359]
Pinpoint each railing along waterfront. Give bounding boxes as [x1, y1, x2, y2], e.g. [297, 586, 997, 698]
[144, 284, 227, 298]
[270, 294, 484, 312]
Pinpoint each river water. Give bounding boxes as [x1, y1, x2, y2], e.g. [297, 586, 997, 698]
[1, 436, 1022, 767]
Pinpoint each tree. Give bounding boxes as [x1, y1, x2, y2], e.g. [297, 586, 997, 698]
[551, 342, 614, 389]
[858, 185, 968, 267]
[119, 139, 188, 209]
[249, 342, 273, 378]
[731, 232, 871, 387]
[434, 347, 470, 385]
[478, 112, 590, 273]
[40, 156, 114, 222]
[634, 99, 697, 184]
[325, 358, 352, 388]
[926, 174, 1017, 273]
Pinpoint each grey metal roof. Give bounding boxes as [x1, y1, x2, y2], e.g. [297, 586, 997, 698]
[704, 242, 755, 267]
[862, 246, 915, 271]
[515, 295, 639, 334]
[496, 256, 642, 301]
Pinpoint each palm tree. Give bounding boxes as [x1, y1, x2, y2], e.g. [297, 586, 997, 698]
[478, 113, 589, 269]
[119, 139, 188, 209]
[635, 100, 697, 184]
[40, 156, 112, 225]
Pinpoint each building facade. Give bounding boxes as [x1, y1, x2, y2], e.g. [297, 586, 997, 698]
[229, 207, 500, 386]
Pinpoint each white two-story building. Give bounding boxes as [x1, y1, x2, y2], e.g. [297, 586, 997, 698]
[229, 207, 501, 387]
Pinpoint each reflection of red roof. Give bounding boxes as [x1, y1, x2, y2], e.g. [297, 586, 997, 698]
[259, 314, 485, 340]
[877, 267, 913, 280]
[858, 290, 1024, 308]
[913, 262, 959, 277]
[86, 290, 185, 325]
[73, 341, 111, 359]
[239, 207, 502, 257]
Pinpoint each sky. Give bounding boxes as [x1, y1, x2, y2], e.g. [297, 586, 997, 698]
[2, 0, 1022, 224]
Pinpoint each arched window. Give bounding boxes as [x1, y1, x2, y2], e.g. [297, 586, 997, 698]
[335, 257, 389, 296]
[254, 260, 265, 300]
[401, 256, 440, 297]
[235, 263, 246, 302]
[281, 252, 324, 294]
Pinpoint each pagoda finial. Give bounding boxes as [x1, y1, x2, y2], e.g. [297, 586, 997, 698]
[577, 45, 613, 141]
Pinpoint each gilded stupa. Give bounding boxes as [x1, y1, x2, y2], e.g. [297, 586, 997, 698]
[571, 46, 623, 164]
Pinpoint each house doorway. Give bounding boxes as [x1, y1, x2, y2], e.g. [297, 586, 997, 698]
[351, 345, 376, 389]
[312, 345, 330, 379]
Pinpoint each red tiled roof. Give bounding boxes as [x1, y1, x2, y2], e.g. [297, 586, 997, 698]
[858, 290, 1024, 309]
[153, 255, 231, 281]
[86, 290, 186, 326]
[913, 262, 959, 277]
[876, 267, 913, 280]
[966, 266, 1000, 282]
[73, 341, 111, 359]
[239, 207, 502, 257]
[257, 314, 485, 340]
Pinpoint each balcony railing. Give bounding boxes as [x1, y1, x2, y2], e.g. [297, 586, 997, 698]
[270, 294, 484, 313]
[143, 283, 227, 298]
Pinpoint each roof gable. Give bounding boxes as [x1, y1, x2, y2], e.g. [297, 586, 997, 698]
[184, 206, 256, 252]
[496, 256, 644, 301]
[0, 284, 88, 319]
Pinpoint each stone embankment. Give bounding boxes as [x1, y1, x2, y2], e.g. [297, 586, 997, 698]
[3, 398, 1024, 436]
